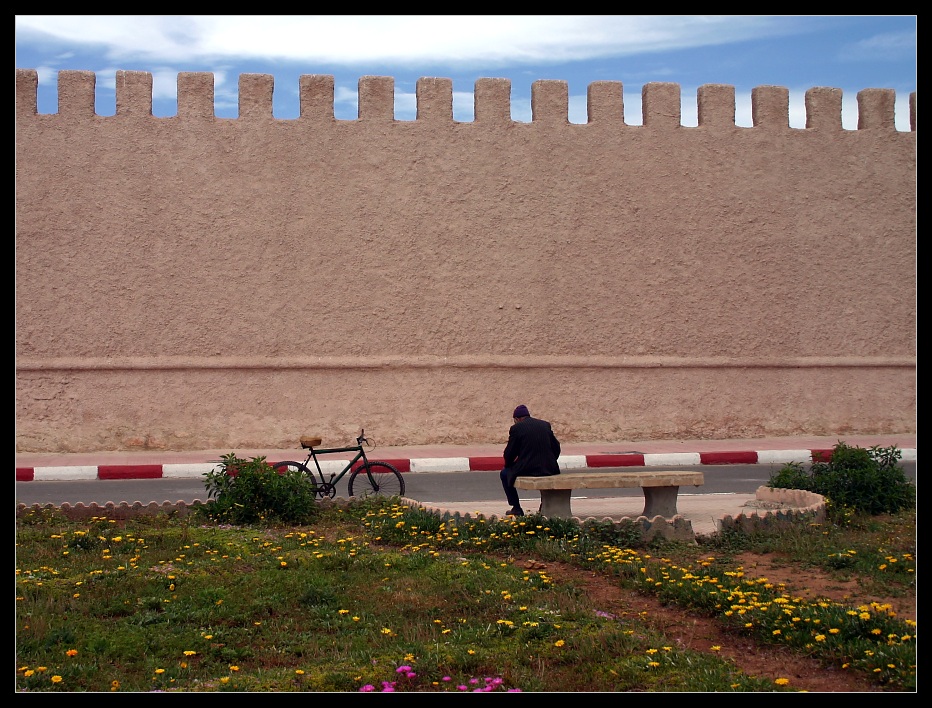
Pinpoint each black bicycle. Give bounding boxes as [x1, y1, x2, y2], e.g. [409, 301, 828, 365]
[272, 429, 405, 499]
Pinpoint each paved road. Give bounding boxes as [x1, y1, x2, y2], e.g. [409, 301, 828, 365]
[14, 462, 916, 508]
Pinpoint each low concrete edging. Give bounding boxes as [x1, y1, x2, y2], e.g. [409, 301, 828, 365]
[14, 495, 358, 521]
[16, 487, 828, 542]
[715, 486, 826, 535]
[402, 486, 827, 543]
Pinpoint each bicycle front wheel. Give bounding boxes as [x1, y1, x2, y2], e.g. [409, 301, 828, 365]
[348, 461, 406, 499]
[272, 461, 322, 496]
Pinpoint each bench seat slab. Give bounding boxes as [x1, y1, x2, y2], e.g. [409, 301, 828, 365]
[515, 472, 703, 489]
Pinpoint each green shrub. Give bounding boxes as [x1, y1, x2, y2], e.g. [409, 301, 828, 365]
[197, 453, 320, 525]
[768, 442, 915, 516]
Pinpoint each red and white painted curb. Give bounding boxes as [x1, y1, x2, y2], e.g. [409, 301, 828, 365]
[15, 447, 917, 482]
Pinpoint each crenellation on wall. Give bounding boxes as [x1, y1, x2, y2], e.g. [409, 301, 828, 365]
[416, 77, 453, 123]
[751, 85, 790, 129]
[642, 82, 680, 128]
[15, 68, 37, 117]
[59, 70, 97, 118]
[177, 72, 215, 120]
[857, 88, 897, 129]
[14, 69, 917, 130]
[805, 87, 843, 130]
[115, 70, 153, 118]
[531, 79, 569, 124]
[358, 75, 394, 120]
[696, 84, 735, 128]
[585, 81, 624, 124]
[299, 74, 334, 121]
[238, 73, 274, 120]
[474, 78, 511, 124]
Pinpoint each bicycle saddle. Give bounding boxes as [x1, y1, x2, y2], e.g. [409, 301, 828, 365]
[300, 436, 323, 449]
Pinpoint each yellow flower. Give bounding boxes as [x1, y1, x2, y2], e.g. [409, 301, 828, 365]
[66, 649, 78, 657]
[51, 675, 63, 684]
[296, 669, 305, 675]
[155, 668, 165, 675]
[775, 678, 790, 686]
[230, 665, 239, 672]
[220, 677, 230, 684]
[710, 646, 721, 651]
[183, 650, 197, 656]
[554, 640, 565, 647]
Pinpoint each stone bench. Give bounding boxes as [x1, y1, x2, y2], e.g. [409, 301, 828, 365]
[514, 471, 704, 519]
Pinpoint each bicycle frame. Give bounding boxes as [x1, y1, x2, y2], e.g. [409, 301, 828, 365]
[300, 441, 370, 487]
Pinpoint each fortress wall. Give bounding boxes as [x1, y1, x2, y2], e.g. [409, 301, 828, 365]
[15, 69, 917, 451]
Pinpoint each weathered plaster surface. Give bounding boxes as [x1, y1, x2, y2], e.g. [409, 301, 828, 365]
[15, 70, 916, 451]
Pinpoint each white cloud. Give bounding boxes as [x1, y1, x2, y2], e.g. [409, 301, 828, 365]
[15, 15, 791, 67]
[838, 29, 916, 62]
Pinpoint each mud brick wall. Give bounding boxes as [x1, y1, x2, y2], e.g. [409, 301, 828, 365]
[15, 69, 917, 452]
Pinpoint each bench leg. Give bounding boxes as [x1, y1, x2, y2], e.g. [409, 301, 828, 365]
[537, 489, 573, 518]
[642, 486, 680, 518]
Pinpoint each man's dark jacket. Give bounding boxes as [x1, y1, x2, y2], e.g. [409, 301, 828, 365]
[503, 416, 561, 477]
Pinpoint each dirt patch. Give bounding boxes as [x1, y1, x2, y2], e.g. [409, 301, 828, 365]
[512, 553, 910, 693]
[732, 552, 916, 623]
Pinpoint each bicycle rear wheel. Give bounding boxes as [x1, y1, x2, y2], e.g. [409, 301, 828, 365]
[348, 461, 405, 499]
[272, 461, 325, 497]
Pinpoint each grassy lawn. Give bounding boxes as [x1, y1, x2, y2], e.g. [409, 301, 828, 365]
[16, 496, 915, 692]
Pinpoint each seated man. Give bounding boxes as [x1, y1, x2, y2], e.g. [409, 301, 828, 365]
[500, 404, 561, 516]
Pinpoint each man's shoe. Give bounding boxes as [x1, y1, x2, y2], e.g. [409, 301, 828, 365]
[505, 507, 525, 517]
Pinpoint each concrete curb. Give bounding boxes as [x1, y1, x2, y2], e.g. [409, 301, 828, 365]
[402, 486, 828, 542]
[15, 447, 917, 481]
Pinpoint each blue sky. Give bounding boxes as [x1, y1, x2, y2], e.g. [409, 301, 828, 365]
[14, 15, 916, 130]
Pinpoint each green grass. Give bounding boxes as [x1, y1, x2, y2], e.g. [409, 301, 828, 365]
[16, 499, 915, 692]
